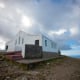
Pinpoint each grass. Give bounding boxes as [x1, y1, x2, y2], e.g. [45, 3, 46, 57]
[31, 55, 67, 69]
[0, 53, 80, 80]
[0, 53, 66, 70]
[0, 52, 70, 69]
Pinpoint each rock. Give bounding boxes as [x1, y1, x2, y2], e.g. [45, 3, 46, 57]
[5, 76, 10, 80]
[15, 76, 28, 80]
[47, 63, 50, 65]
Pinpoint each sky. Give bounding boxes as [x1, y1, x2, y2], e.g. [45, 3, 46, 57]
[0, 0, 80, 50]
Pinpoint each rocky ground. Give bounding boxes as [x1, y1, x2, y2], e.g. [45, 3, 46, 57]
[0, 54, 80, 80]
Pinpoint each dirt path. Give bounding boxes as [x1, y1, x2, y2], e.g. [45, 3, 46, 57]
[0, 55, 80, 80]
[31, 57, 80, 80]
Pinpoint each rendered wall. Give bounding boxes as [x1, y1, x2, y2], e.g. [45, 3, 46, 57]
[6, 40, 15, 52]
[42, 35, 58, 53]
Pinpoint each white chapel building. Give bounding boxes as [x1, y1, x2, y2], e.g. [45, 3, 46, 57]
[6, 31, 60, 59]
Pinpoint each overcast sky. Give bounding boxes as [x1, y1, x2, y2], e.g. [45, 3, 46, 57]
[0, 0, 80, 50]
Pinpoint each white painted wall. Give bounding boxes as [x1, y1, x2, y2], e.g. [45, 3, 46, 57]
[6, 39, 15, 52]
[42, 35, 58, 53]
[22, 45, 25, 58]
[6, 31, 23, 52]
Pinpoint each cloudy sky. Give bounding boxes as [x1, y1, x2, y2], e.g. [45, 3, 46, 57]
[0, 0, 80, 50]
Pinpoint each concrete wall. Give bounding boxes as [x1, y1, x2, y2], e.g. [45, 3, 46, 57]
[43, 52, 60, 58]
[24, 45, 42, 59]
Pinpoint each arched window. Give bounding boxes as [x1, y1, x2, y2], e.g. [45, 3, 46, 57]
[45, 40, 47, 46]
[15, 40, 17, 45]
[22, 38, 24, 44]
[18, 36, 20, 44]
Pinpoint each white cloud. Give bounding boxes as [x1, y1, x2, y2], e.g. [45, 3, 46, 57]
[21, 15, 33, 27]
[49, 29, 67, 36]
[0, 2, 5, 8]
[70, 27, 79, 36]
[71, 45, 80, 49]
[16, 8, 22, 14]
